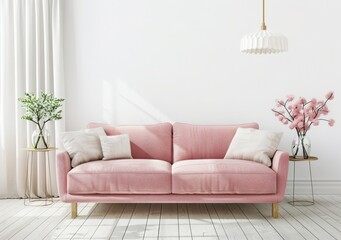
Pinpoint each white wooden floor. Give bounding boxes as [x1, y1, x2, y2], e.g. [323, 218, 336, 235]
[1, 195, 341, 240]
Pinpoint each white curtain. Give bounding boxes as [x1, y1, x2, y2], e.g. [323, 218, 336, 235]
[0, 0, 64, 198]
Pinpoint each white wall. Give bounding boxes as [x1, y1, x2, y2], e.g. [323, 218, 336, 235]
[63, 0, 341, 191]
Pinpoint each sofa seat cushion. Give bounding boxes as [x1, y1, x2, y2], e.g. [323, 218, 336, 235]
[172, 159, 276, 194]
[68, 159, 172, 194]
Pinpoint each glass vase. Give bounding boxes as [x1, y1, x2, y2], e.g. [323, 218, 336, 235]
[32, 128, 50, 149]
[291, 134, 311, 159]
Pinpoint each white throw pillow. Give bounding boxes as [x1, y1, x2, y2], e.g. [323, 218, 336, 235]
[85, 127, 106, 137]
[224, 128, 283, 166]
[100, 134, 132, 160]
[61, 127, 106, 167]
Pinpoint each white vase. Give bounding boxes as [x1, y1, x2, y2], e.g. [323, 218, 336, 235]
[291, 134, 311, 159]
[32, 128, 50, 149]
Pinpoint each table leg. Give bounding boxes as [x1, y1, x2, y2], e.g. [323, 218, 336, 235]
[46, 152, 53, 201]
[308, 160, 315, 204]
[289, 159, 315, 206]
[292, 161, 296, 204]
[24, 151, 53, 206]
[42, 152, 53, 205]
[24, 152, 31, 205]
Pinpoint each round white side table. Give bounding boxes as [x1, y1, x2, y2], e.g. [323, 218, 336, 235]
[289, 155, 318, 206]
[23, 147, 58, 206]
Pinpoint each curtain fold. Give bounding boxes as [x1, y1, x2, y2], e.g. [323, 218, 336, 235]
[0, 0, 64, 198]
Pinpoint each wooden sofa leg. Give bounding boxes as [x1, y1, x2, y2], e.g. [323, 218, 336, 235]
[272, 203, 279, 218]
[71, 203, 77, 218]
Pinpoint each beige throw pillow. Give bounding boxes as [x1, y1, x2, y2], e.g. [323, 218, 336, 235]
[224, 128, 282, 166]
[61, 127, 106, 167]
[100, 134, 132, 160]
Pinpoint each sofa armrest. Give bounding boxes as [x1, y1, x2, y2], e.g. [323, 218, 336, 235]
[56, 151, 72, 201]
[272, 150, 289, 201]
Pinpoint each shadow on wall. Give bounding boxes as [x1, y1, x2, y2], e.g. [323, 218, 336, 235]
[102, 79, 174, 125]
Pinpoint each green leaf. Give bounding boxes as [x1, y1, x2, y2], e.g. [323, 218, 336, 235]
[18, 91, 65, 126]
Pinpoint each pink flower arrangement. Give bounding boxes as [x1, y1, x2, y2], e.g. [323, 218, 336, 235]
[272, 91, 335, 137]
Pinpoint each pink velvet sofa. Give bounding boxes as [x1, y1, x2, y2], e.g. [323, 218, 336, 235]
[56, 122, 289, 218]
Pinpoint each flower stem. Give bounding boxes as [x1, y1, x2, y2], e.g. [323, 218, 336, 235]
[293, 134, 309, 159]
[301, 135, 309, 159]
[34, 127, 48, 149]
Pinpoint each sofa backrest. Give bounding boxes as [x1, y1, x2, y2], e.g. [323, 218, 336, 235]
[173, 122, 259, 162]
[87, 122, 173, 163]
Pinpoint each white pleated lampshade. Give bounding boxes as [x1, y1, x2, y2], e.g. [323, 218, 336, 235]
[240, 30, 288, 54]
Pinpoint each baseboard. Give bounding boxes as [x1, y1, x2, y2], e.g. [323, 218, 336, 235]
[285, 179, 341, 195]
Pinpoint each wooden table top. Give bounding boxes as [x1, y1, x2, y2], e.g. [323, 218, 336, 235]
[289, 156, 318, 161]
[22, 147, 58, 152]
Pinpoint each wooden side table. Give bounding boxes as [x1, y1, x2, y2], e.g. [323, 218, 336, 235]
[289, 156, 318, 206]
[23, 147, 58, 206]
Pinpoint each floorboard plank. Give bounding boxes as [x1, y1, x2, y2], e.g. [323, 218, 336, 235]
[213, 203, 247, 240]
[109, 204, 136, 239]
[0, 200, 55, 239]
[123, 203, 150, 239]
[277, 197, 319, 240]
[52, 203, 96, 239]
[158, 204, 179, 238]
[312, 196, 341, 222]
[293, 196, 341, 239]
[254, 203, 306, 240]
[187, 203, 216, 238]
[318, 195, 341, 216]
[1, 196, 341, 239]
[0, 199, 14, 212]
[144, 203, 161, 238]
[228, 203, 262, 240]
[91, 203, 126, 239]
[281, 199, 336, 240]
[205, 204, 228, 239]
[0, 199, 28, 226]
[72, 203, 111, 239]
[8, 201, 65, 240]
[238, 203, 283, 240]
[177, 203, 192, 239]
[25, 200, 71, 240]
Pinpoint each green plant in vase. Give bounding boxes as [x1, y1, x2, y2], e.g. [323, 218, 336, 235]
[18, 92, 64, 149]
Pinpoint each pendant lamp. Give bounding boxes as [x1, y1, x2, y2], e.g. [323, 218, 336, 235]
[240, 0, 288, 54]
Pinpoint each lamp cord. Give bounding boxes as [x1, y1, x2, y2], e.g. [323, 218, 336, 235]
[261, 0, 267, 30]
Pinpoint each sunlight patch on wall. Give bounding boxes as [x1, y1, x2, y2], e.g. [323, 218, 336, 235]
[117, 79, 174, 124]
[102, 79, 174, 124]
[102, 79, 117, 124]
